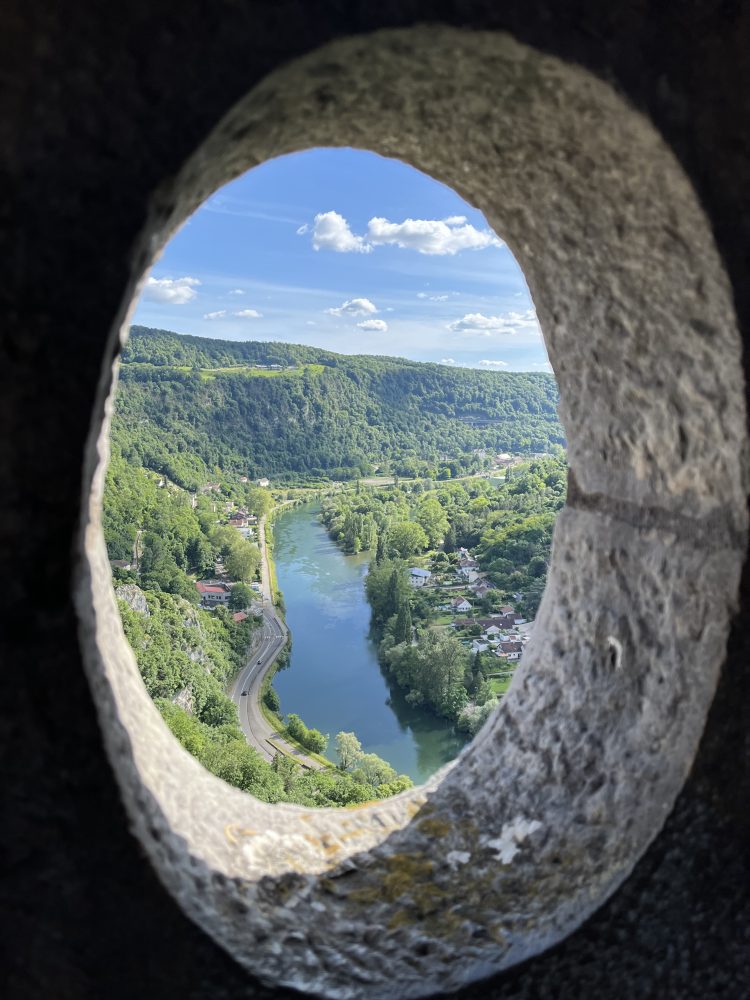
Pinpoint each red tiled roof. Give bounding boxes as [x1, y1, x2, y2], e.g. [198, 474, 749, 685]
[232, 611, 248, 622]
[196, 581, 228, 594]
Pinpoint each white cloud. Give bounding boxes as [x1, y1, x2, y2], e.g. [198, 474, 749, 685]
[234, 308, 262, 319]
[306, 320, 317, 326]
[417, 292, 448, 301]
[309, 211, 371, 253]
[326, 297, 378, 317]
[357, 319, 388, 333]
[229, 288, 245, 296]
[366, 216, 502, 255]
[440, 358, 458, 366]
[448, 309, 539, 336]
[203, 309, 227, 320]
[301, 212, 501, 256]
[478, 359, 510, 369]
[143, 276, 201, 304]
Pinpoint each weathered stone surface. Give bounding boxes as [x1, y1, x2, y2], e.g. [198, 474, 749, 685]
[2, 4, 749, 1000]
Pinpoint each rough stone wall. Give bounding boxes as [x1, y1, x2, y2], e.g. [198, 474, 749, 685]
[1, 3, 748, 1000]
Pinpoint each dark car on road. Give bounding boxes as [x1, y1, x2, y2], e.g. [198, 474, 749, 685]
[241, 690, 248, 696]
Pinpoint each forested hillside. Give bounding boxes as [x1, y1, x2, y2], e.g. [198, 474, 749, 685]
[113, 326, 564, 487]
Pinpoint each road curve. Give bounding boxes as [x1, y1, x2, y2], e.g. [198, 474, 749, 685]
[229, 512, 325, 769]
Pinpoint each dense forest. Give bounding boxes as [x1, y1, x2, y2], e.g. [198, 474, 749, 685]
[320, 456, 567, 733]
[113, 326, 564, 488]
[104, 450, 266, 602]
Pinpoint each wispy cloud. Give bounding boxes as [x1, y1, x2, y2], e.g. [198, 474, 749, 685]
[325, 297, 378, 317]
[143, 276, 201, 305]
[204, 308, 262, 321]
[357, 318, 388, 333]
[447, 309, 539, 336]
[203, 195, 302, 226]
[417, 292, 449, 301]
[229, 288, 245, 296]
[478, 359, 509, 369]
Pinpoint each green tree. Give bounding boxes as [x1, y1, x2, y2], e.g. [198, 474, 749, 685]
[335, 731, 363, 770]
[375, 531, 387, 565]
[415, 497, 450, 548]
[263, 686, 281, 714]
[394, 598, 412, 645]
[229, 582, 253, 610]
[225, 539, 261, 581]
[388, 521, 428, 558]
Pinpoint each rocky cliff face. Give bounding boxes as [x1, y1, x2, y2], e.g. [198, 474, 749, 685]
[115, 583, 150, 617]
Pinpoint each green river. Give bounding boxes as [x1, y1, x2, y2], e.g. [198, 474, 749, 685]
[271, 502, 467, 783]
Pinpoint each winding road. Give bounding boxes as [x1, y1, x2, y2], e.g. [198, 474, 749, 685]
[228, 512, 325, 769]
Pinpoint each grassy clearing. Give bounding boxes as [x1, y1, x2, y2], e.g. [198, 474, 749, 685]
[488, 672, 516, 696]
[172, 363, 325, 381]
[431, 613, 454, 625]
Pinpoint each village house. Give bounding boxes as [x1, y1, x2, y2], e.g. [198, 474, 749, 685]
[497, 641, 523, 661]
[195, 581, 231, 607]
[471, 639, 489, 654]
[228, 513, 248, 528]
[232, 611, 248, 623]
[239, 476, 249, 483]
[457, 562, 480, 583]
[472, 578, 491, 597]
[255, 477, 270, 487]
[408, 567, 432, 588]
[451, 597, 472, 613]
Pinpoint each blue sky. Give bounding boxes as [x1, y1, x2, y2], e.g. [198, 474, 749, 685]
[133, 148, 550, 372]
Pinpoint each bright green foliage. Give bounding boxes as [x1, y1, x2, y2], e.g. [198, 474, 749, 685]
[228, 582, 253, 610]
[415, 496, 450, 548]
[365, 560, 410, 625]
[383, 630, 470, 722]
[224, 539, 261, 581]
[388, 521, 429, 558]
[285, 713, 329, 755]
[334, 731, 362, 770]
[117, 590, 250, 715]
[263, 686, 281, 713]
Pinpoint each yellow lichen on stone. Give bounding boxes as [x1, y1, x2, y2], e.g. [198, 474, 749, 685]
[416, 817, 452, 838]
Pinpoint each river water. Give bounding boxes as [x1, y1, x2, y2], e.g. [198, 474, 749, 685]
[271, 502, 467, 783]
